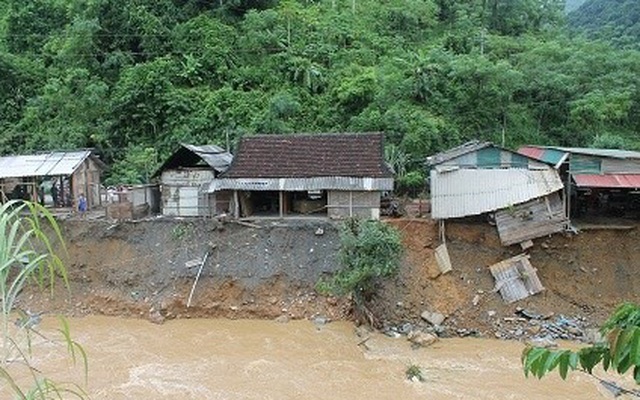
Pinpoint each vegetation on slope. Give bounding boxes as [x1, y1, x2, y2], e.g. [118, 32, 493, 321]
[565, 0, 587, 13]
[568, 0, 640, 50]
[0, 0, 638, 183]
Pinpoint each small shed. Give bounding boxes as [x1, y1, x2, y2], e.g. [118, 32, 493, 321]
[519, 146, 640, 218]
[209, 133, 394, 219]
[427, 141, 567, 245]
[0, 149, 105, 209]
[154, 144, 233, 217]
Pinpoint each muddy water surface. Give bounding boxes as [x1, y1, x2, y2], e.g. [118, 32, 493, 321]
[2, 316, 620, 399]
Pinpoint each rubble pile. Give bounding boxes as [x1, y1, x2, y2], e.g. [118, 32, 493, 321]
[490, 308, 594, 343]
[381, 307, 601, 347]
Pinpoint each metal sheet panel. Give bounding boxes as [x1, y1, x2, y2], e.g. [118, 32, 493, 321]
[208, 177, 394, 192]
[556, 147, 640, 160]
[519, 146, 640, 162]
[426, 141, 491, 166]
[489, 254, 544, 304]
[430, 168, 564, 219]
[0, 150, 93, 179]
[518, 146, 545, 160]
[573, 174, 640, 189]
[518, 147, 567, 166]
[182, 144, 233, 172]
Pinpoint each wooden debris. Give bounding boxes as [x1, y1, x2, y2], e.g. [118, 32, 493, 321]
[434, 243, 452, 275]
[576, 224, 635, 231]
[495, 193, 566, 246]
[520, 240, 534, 250]
[185, 259, 202, 269]
[234, 220, 262, 229]
[489, 254, 545, 304]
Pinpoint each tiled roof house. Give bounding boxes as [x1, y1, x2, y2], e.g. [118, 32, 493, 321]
[210, 133, 394, 219]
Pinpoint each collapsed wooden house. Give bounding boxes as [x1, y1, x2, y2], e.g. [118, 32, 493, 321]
[0, 149, 105, 209]
[427, 141, 568, 246]
[209, 133, 394, 219]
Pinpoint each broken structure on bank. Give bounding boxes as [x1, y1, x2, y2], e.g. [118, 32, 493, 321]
[0, 149, 105, 209]
[209, 133, 394, 219]
[427, 141, 568, 246]
[426, 141, 565, 302]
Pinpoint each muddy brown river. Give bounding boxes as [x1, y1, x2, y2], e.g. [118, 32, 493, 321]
[1, 316, 626, 399]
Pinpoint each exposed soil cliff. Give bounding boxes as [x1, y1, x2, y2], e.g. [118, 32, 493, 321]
[17, 216, 640, 336]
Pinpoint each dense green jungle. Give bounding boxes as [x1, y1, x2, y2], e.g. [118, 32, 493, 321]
[0, 0, 638, 184]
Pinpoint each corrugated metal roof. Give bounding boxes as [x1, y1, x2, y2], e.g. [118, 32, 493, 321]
[153, 143, 232, 177]
[0, 150, 98, 179]
[209, 177, 394, 192]
[518, 146, 545, 160]
[430, 168, 564, 219]
[426, 140, 492, 166]
[519, 145, 640, 161]
[517, 146, 567, 166]
[182, 143, 233, 172]
[557, 147, 640, 160]
[573, 174, 640, 188]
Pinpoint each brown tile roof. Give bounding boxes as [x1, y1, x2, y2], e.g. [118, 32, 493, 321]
[222, 133, 392, 178]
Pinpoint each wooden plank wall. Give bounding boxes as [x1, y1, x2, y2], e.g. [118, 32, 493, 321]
[495, 192, 566, 246]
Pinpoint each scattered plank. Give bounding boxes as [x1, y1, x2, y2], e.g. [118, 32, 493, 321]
[434, 243, 452, 275]
[520, 240, 534, 251]
[576, 224, 635, 231]
[234, 220, 262, 229]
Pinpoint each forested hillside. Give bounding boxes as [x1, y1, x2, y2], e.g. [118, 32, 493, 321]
[569, 0, 640, 50]
[0, 0, 639, 183]
[565, 0, 587, 13]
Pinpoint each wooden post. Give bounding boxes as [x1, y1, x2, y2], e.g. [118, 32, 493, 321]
[279, 191, 284, 218]
[233, 190, 239, 218]
[83, 163, 89, 208]
[60, 177, 65, 207]
[349, 191, 353, 217]
[566, 170, 572, 221]
[187, 251, 210, 308]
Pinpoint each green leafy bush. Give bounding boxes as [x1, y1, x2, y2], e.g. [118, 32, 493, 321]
[405, 364, 425, 382]
[395, 170, 426, 197]
[317, 219, 402, 297]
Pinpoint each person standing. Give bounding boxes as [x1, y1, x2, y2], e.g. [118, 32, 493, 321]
[77, 193, 87, 218]
[51, 183, 59, 207]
